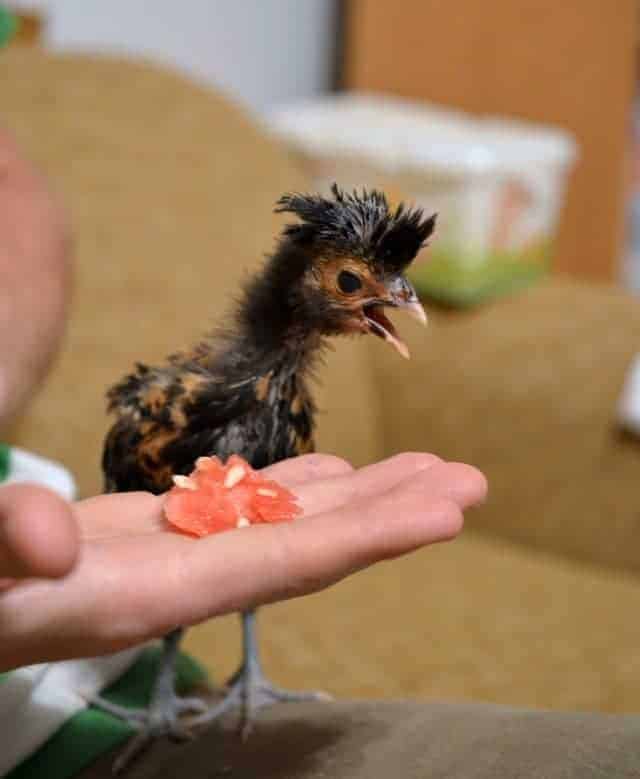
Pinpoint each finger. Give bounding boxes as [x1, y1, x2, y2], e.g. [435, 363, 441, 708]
[77, 453, 430, 539]
[267, 456, 487, 512]
[75, 453, 354, 539]
[261, 454, 353, 486]
[76, 492, 164, 539]
[412, 460, 488, 510]
[76, 456, 485, 542]
[294, 452, 442, 517]
[0, 484, 78, 579]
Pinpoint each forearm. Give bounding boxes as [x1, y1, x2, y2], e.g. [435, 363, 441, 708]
[0, 127, 72, 429]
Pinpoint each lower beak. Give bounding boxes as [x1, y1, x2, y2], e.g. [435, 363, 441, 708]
[363, 278, 427, 359]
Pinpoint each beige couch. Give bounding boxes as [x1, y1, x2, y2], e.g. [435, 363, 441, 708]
[4, 49, 640, 722]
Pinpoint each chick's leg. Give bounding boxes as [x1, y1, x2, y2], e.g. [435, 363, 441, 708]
[89, 628, 207, 773]
[189, 609, 330, 738]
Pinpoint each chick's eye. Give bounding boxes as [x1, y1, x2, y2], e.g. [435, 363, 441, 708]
[337, 270, 362, 294]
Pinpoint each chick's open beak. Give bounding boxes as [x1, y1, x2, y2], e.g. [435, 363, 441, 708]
[363, 276, 427, 360]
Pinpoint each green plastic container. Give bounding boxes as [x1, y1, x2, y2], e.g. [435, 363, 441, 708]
[269, 94, 577, 307]
[0, 7, 17, 48]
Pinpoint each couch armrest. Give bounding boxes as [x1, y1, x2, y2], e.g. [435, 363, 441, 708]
[372, 278, 640, 573]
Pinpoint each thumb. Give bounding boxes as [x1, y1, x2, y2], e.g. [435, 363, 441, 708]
[0, 484, 78, 579]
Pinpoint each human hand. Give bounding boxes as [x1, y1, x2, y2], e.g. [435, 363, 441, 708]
[0, 127, 71, 428]
[0, 452, 486, 670]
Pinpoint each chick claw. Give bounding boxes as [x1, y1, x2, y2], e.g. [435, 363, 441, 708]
[187, 610, 331, 737]
[88, 692, 208, 774]
[187, 661, 332, 739]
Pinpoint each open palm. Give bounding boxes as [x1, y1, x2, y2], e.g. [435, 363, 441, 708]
[0, 453, 486, 671]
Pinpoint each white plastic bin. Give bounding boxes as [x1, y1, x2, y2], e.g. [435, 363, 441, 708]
[267, 93, 577, 306]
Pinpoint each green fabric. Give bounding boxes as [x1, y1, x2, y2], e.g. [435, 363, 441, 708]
[7, 647, 208, 779]
[0, 7, 17, 48]
[0, 443, 10, 481]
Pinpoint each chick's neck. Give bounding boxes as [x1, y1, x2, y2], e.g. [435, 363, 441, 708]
[224, 245, 325, 382]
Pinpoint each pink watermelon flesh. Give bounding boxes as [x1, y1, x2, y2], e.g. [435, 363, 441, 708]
[164, 455, 301, 537]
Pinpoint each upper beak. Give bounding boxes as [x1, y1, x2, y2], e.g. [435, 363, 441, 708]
[363, 276, 427, 360]
[387, 276, 428, 326]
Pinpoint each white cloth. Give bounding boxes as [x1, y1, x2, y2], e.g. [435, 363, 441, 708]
[618, 353, 640, 436]
[0, 449, 140, 775]
[4, 447, 76, 501]
[0, 648, 143, 776]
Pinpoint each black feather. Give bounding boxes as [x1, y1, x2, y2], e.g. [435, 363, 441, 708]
[276, 183, 436, 271]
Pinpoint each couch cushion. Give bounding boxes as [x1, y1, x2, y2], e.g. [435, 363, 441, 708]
[81, 700, 640, 779]
[370, 279, 640, 573]
[1, 49, 383, 497]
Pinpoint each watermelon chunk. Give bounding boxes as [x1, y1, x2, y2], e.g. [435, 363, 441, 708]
[164, 455, 302, 537]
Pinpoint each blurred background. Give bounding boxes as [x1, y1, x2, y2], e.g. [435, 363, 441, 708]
[3, 1, 640, 717]
[4, 0, 638, 295]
